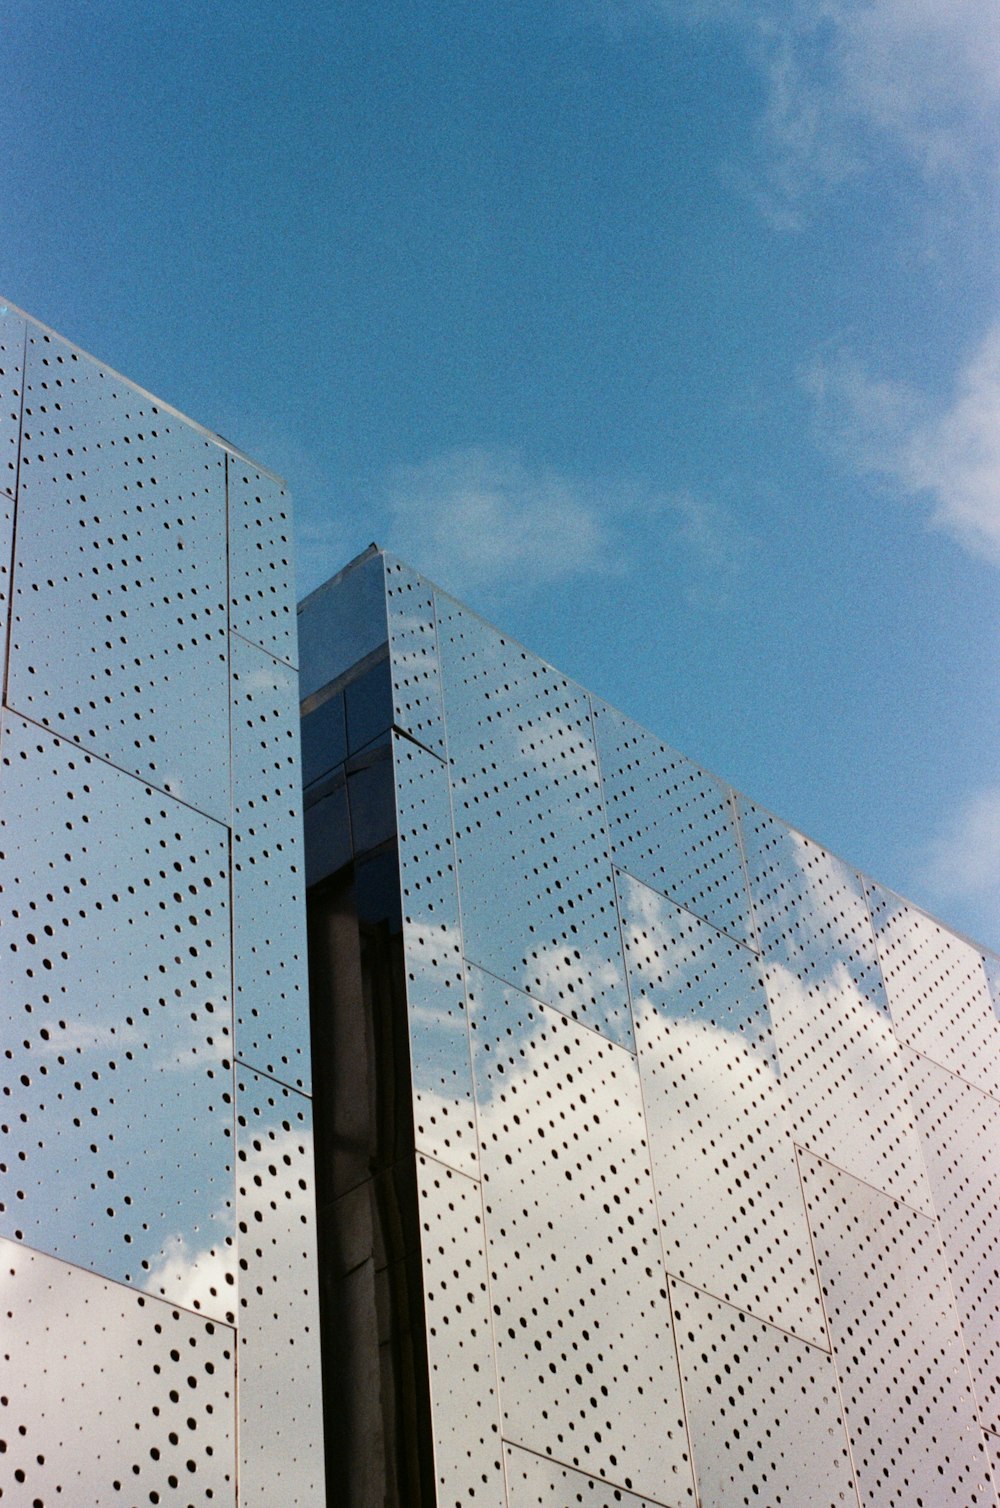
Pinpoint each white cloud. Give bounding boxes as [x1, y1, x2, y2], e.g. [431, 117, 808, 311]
[805, 323, 1000, 563]
[623, 0, 1000, 220]
[922, 785, 1000, 901]
[381, 445, 615, 593]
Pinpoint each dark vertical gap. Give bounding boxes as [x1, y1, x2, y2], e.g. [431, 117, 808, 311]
[308, 845, 435, 1508]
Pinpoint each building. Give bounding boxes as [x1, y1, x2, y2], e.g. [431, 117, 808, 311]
[0, 301, 324, 1505]
[3, 301, 1000, 1507]
[300, 546, 1000, 1508]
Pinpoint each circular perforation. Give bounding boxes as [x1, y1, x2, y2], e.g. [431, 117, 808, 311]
[9, 330, 230, 819]
[228, 461, 296, 665]
[230, 637, 309, 1089]
[0, 711, 235, 1314]
[385, 556, 446, 755]
[800, 1149, 995, 1506]
[467, 966, 692, 1500]
[0, 1237, 235, 1505]
[593, 699, 754, 945]
[436, 599, 630, 1048]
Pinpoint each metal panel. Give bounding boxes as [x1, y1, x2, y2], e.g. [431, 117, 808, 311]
[985, 1432, 1000, 1496]
[416, 1152, 507, 1508]
[297, 547, 388, 701]
[799, 1149, 996, 1508]
[0, 302, 24, 499]
[671, 1278, 858, 1508]
[436, 596, 632, 1049]
[468, 967, 694, 1503]
[906, 1051, 1000, 1431]
[235, 1067, 326, 1505]
[739, 799, 887, 1012]
[0, 709, 236, 1316]
[593, 699, 754, 944]
[385, 552, 447, 756]
[618, 871, 826, 1344]
[867, 882, 1000, 1099]
[0, 1235, 236, 1505]
[228, 457, 297, 665]
[985, 953, 1000, 1026]
[394, 734, 478, 1174]
[504, 1443, 665, 1507]
[740, 801, 932, 1211]
[230, 635, 310, 1090]
[9, 326, 230, 820]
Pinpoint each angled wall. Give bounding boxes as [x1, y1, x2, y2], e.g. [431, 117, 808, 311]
[0, 302, 325, 1505]
[301, 548, 1000, 1508]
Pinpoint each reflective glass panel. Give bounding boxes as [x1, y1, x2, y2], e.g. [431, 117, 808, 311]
[9, 327, 231, 820]
[230, 635, 310, 1090]
[467, 966, 694, 1502]
[297, 548, 388, 701]
[416, 1152, 506, 1508]
[867, 882, 1000, 1099]
[618, 871, 826, 1343]
[228, 457, 297, 665]
[0, 711, 235, 1316]
[395, 735, 478, 1173]
[800, 1149, 995, 1508]
[436, 596, 632, 1048]
[672, 1278, 858, 1508]
[0, 1235, 236, 1506]
[906, 1051, 1000, 1432]
[593, 698, 753, 944]
[740, 801, 931, 1211]
[385, 553, 447, 755]
[235, 1067, 326, 1505]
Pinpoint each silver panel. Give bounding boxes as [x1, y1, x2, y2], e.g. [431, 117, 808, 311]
[297, 547, 388, 701]
[504, 1442, 665, 1507]
[394, 733, 478, 1173]
[385, 552, 446, 755]
[906, 1051, 1000, 1431]
[986, 1432, 1000, 1496]
[740, 802, 931, 1210]
[235, 1067, 325, 1505]
[618, 871, 826, 1344]
[436, 596, 632, 1049]
[468, 968, 694, 1503]
[593, 698, 753, 944]
[985, 952, 1000, 1025]
[0, 710, 235, 1316]
[416, 1152, 507, 1508]
[799, 1149, 996, 1507]
[0, 1235, 236, 1505]
[739, 799, 887, 1012]
[230, 635, 310, 1090]
[0, 302, 24, 499]
[9, 326, 230, 820]
[671, 1278, 858, 1508]
[228, 457, 297, 665]
[867, 882, 1000, 1098]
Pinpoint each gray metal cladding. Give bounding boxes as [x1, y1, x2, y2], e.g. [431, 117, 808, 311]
[0, 304, 323, 1506]
[354, 552, 1000, 1508]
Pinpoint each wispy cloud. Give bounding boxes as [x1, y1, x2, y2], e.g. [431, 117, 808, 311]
[380, 445, 615, 593]
[378, 444, 754, 603]
[804, 324, 1000, 563]
[921, 785, 1000, 905]
[619, 0, 1000, 223]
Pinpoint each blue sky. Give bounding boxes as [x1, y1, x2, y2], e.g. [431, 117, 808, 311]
[2, 0, 999, 948]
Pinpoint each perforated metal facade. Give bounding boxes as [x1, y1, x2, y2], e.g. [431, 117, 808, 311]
[302, 548, 1000, 1508]
[0, 301, 324, 1505]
